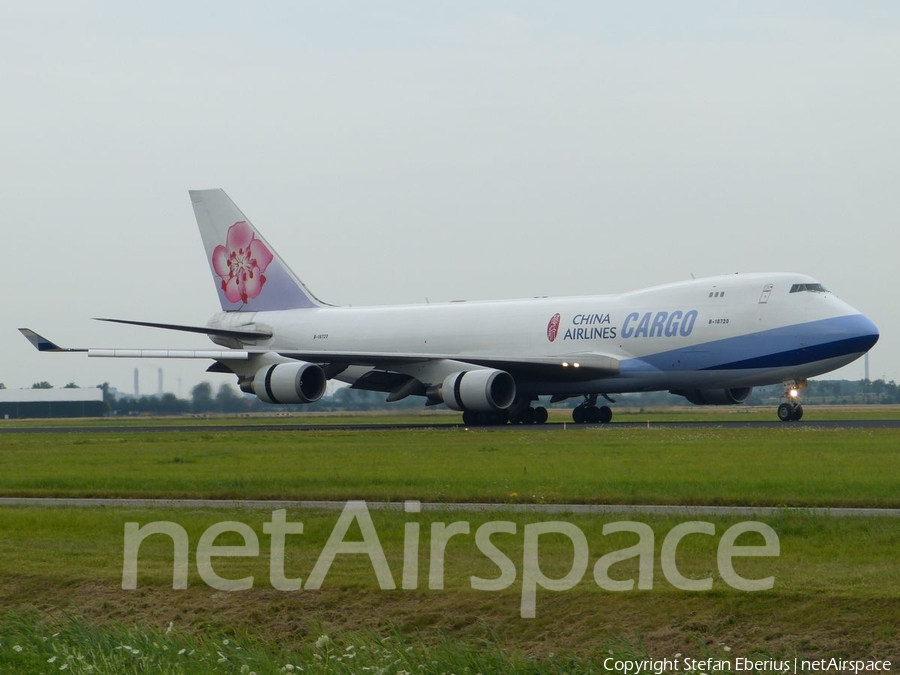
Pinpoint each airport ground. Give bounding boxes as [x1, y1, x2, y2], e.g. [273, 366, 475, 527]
[0, 408, 898, 672]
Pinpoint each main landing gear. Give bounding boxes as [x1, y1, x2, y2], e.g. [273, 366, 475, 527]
[461, 404, 548, 426]
[777, 382, 804, 422]
[510, 405, 549, 425]
[572, 393, 613, 425]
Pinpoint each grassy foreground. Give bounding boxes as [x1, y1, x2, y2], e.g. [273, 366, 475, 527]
[0, 506, 898, 666]
[1, 613, 590, 675]
[0, 426, 898, 507]
[1, 419, 898, 670]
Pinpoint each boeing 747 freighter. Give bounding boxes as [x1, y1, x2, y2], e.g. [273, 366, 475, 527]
[21, 189, 879, 424]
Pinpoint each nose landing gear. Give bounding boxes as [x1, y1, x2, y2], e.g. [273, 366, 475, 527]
[777, 381, 805, 422]
[777, 401, 803, 422]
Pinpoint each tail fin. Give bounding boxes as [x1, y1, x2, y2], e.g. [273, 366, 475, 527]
[190, 189, 325, 312]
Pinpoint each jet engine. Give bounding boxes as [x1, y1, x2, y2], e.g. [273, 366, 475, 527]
[439, 369, 516, 412]
[676, 387, 753, 406]
[252, 362, 327, 404]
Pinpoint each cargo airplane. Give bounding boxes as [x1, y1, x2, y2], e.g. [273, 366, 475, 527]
[21, 189, 880, 424]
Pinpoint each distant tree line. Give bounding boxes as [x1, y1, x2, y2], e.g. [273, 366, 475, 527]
[599, 379, 900, 407]
[4, 378, 898, 416]
[109, 381, 426, 416]
[784, 378, 900, 405]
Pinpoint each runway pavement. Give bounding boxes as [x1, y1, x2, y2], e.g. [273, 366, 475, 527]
[1, 497, 898, 518]
[2, 419, 900, 434]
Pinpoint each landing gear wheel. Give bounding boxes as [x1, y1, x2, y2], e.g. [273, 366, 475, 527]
[533, 406, 548, 425]
[584, 406, 601, 424]
[518, 407, 536, 425]
[463, 410, 510, 426]
[573, 397, 613, 424]
[777, 403, 793, 422]
[776, 403, 804, 422]
[476, 411, 505, 426]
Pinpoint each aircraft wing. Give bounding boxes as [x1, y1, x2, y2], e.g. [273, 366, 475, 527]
[271, 349, 620, 381]
[94, 318, 273, 341]
[20, 328, 619, 388]
[19, 328, 86, 353]
[18, 329, 251, 361]
[34, 318, 621, 381]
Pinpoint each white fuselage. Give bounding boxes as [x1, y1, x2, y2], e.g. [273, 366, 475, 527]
[208, 272, 879, 398]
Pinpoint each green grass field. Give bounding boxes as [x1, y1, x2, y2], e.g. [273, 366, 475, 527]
[1, 416, 898, 671]
[0, 425, 898, 507]
[1, 506, 898, 668]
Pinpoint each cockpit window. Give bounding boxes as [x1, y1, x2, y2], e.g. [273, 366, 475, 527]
[790, 283, 828, 294]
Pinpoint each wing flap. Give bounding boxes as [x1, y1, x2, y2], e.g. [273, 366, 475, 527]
[88, 349, 250, 360]
[274, 350, 620, 381]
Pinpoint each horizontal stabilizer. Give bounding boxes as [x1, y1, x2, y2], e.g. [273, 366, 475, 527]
[95, 318, 272, 341]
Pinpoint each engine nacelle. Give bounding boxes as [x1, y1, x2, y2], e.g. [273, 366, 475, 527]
[677, 387, 753, 406]
[252, 362, 327, 404]
[440, 369, 516, 412]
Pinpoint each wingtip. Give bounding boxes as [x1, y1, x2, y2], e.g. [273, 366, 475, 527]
[19, 328, 64, 352]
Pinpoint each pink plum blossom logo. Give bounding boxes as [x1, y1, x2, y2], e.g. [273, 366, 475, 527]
[547, 313, 561, 342]
[212, 221, 274, 305]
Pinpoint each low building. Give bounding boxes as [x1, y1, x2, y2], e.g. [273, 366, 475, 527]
[0, 388, 105, 419]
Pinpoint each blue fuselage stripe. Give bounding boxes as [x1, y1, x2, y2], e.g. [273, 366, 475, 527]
[702, 334, 877, 370]
[623, 314, 879, 374]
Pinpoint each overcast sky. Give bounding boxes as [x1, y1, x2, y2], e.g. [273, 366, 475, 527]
[3, 2, 898, 397]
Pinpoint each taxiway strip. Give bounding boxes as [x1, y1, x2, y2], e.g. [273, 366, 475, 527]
[1, 419, 900, 434]
[1, 497, 898, 518]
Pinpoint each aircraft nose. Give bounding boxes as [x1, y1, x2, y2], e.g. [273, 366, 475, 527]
[854, 314, 880, 352]
[835, 312, 879, 355]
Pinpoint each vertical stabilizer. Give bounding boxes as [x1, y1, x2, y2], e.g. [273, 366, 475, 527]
[190, 189, 324, 312]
